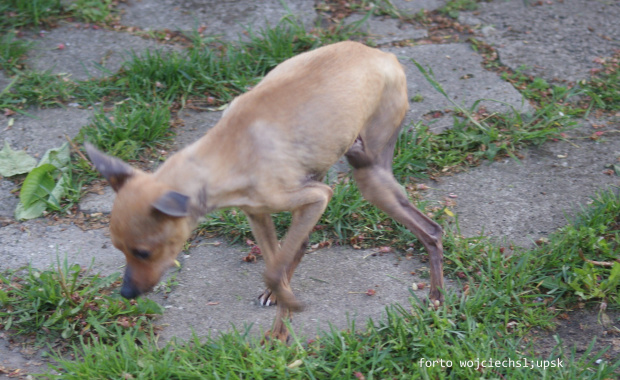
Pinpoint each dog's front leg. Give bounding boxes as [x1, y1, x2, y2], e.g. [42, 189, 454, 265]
[247, 182, 332, 342]
[244, 212, 279, 306]
[262, 183, 333, 311]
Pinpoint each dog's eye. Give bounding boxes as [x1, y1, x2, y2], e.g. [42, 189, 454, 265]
[131, 249, 151, 260]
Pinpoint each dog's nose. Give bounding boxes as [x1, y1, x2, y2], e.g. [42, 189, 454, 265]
[120, 268, 142, 299]
[120, 281, 141, 299]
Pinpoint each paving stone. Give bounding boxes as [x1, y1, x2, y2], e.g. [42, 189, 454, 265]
[1, 107, 92, 157]
[459, 0, 620, 82]
[79, 186, 115, 215]
[119, 0, 317, 40]
[0, 220, 123, 275]
[390, 0, 447, 14]
[153, 239, 457, 342]
[171, 109, 223, 151]
[388, 44, 533, 132]
[423, 119, 620, 247]
[344, 14, 427, 44]
[0, 180, 19, 220]
[26, 23, 176, 80]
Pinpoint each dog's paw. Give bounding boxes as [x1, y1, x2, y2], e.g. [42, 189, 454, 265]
[261, 329, 290, 345]
[257, 288, 277, 307]
[425, 290, 444, 309]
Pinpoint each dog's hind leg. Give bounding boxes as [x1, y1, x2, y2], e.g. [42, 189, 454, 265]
[346, 116, 445, 304]
[351, 163, 445, 303]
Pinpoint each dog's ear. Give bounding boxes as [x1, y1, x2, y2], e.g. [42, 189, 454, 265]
[152, 191, 190, 217]
[84, 142, 134, 192]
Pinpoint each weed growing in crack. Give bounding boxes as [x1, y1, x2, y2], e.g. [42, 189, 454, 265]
[0, 32, 31, 72]
[580, 52, 620, 111]
[0, 255, 162, 348]
[535, 189, 620, 307]
[0, 0, 63, 32]
[81, 99, 173, 161]
[438, 0, 479, 19]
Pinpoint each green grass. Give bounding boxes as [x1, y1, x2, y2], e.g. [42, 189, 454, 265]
[67, 0, 115, 24]
[581, 52, 620, 111]
[1, 5, 619, 378]
[0, 256, 163, 348]
[113, 14, 363, 105]
[536, 190, 620, 306]
[1, 70, 76, 109]
[46, 300, 618, 379]
[81, 99, 173, 161]
[0, 31, 31, 72]
[43, 190, 620, 378]
[438, 0, 480, 19]
[0, 0, 64, 31]
[0, 0, 115, 33]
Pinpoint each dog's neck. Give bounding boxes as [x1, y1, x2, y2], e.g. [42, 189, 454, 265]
[153, 117, 257, 217]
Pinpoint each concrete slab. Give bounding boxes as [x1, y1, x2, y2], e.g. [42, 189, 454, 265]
[153, 239, 457, 342]
[171, 109, 222, 151]
[0, 336, 48, 380]
[344, 14, 427, 45]
[391, 0, 447, 15]
[423, 119, 620, 247]
[459, 0, 620, 82]
[79, 186, 115, 215]
[0, 221, 122, 275]
[0, 180, 18, 220]
[26, 23, 175, 80]
[388, 44, 533, 132]
[1, 107, 92, 157]
[119, 0, 317, 40]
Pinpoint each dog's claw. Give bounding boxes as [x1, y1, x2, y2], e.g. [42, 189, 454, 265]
[424, 292, 444, 310]
[257, 288, 277, 307]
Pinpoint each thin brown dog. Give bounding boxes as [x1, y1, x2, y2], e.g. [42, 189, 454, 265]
[86, 41, 444, 342]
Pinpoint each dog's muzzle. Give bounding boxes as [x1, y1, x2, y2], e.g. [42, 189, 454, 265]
[120, 267, 142, 299]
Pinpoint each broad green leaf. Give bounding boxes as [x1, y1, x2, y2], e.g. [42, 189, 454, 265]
[19, 163, 57, 207]
[38, 143, 70, 170]
[14, 200, 47, 220]
[0, 141, 37, 177]
[47, 173, 69, 209]
[61, 325, 74, 339]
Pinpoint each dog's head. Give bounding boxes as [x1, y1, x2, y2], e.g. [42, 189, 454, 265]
[85, 143, 194, 299]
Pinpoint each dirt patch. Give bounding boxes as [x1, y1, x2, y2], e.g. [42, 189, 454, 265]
[0, 335, 53, 379]
[528, 309, 620, 363]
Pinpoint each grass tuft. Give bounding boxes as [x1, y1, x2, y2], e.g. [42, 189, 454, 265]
[0, 256, 162, 348]
[0, 32, 31, 72]
[81, 99, 173, 161]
